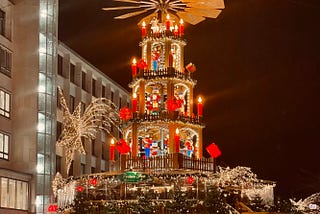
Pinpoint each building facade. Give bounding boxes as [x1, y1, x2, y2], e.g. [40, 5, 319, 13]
[0, 1, 130, 213]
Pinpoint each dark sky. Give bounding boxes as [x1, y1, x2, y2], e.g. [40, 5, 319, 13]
[59, 0, 320, 198]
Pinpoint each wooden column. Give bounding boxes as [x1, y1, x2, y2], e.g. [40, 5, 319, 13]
[131, 123, 138, 157]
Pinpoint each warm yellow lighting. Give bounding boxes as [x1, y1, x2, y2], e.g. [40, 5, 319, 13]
[132, 58, 137, 64]
[111, 138, 115, 145]
[198, 97, 202, 103]
[133, 92, 137, 99]
[166, 14, 170, 20]
[180, 19, 184, 25]
[142, 21, 146, 27]
[175, 128, 179, 135]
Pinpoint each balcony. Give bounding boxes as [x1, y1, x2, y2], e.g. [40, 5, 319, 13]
[133, 67, 196, 84]
[130, 111, 203, 126]
[121, 153, 215, 173]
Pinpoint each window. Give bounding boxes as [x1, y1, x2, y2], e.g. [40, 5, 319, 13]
[92, 79, 96, 97]
[119, 97, 122, 108]
[58, 55, 63, 76]
[82, 71, 86, 90]
[56, 155, 61, 173]
[0, 89, 10, 118]
[0, 10, 5, 37]
[0, 132, 9, 160]
[80, 163, 85, 175]
[0, 47, 12, 77]
[80, 102, 86, 115]
[111, 91, 114, 102]
[57, 87, 62, 109]
[0, 177, 28, 210]
[91, 140, 95, 156]
[102, 85, 106, 98]
[56, 121, 62, 141]
[101, 145, 105, 160]
[69, 95, 75, 113]
[91, 167, 95, 173]
[70, 63, 75, 84]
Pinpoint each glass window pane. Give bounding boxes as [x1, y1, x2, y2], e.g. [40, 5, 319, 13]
[1, 178, 8, 207]
[16, 181, 22, 209]
[8, 179, 15, 208]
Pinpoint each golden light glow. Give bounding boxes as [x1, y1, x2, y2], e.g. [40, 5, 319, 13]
[180, 18, 184, 25]
[132, 58, 137, 64]
[133, 92, 137, 99]
[175, 128, 179, 135]
[166, 14, 170, 20]
[111, 138, 115, 145]
[198, 96, 202, 103]
[142, 21, 146, 27]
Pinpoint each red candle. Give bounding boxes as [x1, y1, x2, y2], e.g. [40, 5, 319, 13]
[131, 58, 137, 76]
[132, 93, 137, 112]
[166, 14, 170, 31]
[110, 139, 115, 161]
[179, 19, 184, 36]
[174, 25, 178, 36]
[197, 97, 203, 117]
[175, 128, 180, 153]
[141, 21, 146, 37]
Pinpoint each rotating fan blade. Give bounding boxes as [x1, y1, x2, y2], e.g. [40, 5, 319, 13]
[114, 10, 149, 19]
[177, 11, 205, 25]
[184, 8, 222, 19]
[102, 6, 142, 11]
[113, 0, 141, 3]
[185, 0, 225, 9]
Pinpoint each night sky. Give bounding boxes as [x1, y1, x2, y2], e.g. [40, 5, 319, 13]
[59, 0, 320, 198]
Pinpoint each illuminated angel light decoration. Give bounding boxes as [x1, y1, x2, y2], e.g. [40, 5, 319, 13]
[57, 87, 121, 175]
[103, 0, 225, 25]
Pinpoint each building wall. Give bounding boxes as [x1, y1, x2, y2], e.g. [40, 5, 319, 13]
[0, 1, 130, 213]
[56, 43, 131, 178]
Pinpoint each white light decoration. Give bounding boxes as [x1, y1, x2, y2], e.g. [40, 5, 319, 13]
[56, 87, 121, 175]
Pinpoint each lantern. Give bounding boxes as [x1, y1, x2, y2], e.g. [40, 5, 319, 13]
[206, 143, 222, 158]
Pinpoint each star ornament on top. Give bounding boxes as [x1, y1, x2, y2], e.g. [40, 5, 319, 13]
[57, 87, 120, 175]
[103, 0, 225, 25]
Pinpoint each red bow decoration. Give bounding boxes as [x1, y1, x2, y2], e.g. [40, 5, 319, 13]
[116, 139, 130, 154]
[119, 107, 132, 121]
[137, 59, 148, 69]
[186, 63, 196, 73]
[47, 204, 58, 212]
[206, 143, 222, 158]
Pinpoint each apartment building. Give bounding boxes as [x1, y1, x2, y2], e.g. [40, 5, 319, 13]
[0, 0, 130, 213]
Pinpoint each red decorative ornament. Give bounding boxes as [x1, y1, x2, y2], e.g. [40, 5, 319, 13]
[186, 63, 196, 73]
[47, 204, 58, 212]
[206, 143, 222, 158]
[175, 128, 180, 153]
[76, 185, 84, 192]
[186, 176, 194, 184]
[116, 139, 131, 154]
[137, 59, 148, 70]
[89, 178, 97, 186]
[119, 107, 132, 121]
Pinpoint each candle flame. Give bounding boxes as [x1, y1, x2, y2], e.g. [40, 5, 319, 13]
[198, 97, 202, 103]
[174, 25, 178, 30]
[111, 139, 115, 145]
[132, 58, 137, 64]
[142, 21, 146, 27]
[175, 128, 179, 135]
[180, 19, 184, 25]
[133, 92, 137, 99]
[166, 14, 170, 20]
